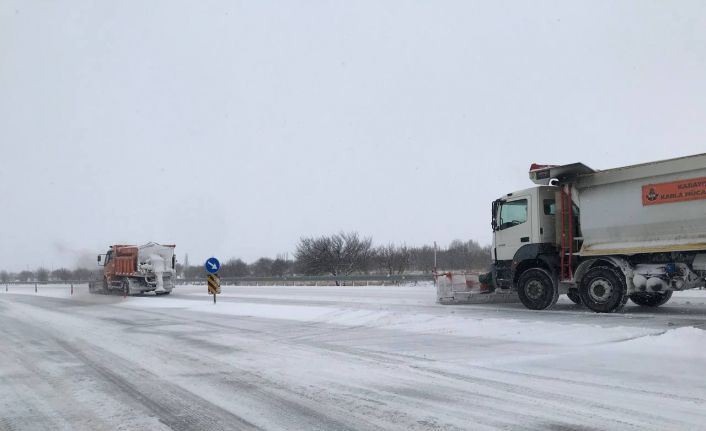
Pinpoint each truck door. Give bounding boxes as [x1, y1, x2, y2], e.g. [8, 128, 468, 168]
[494, 197, 532, 261]
[103, 250, 114, 280]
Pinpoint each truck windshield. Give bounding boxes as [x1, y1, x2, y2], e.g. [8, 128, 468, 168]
[498, 199, 527, 230]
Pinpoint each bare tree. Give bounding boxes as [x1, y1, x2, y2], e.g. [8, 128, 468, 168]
[271, 258, 292, 277]
[51, 268, 72, 282]
[220, 258, 250, 277]
[295, 235, 334, 275]
[17, 270, 33, 282]
[72, 268, 93, 281]
[330, 232, 374, 275]
[295, 232, 373, 283]
[183, 265, 202, 279]
[408, 239, 491, 272]
[0, 270, 9, 283]
[375, 244, 412, 275]
[393, 245, 411, 274]
[409, 245, 435, 272]
[36, 268, 49, 282]
[250, 257, 274, 276]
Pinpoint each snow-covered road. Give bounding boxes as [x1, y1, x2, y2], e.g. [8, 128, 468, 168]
[2, 283, 706, 430]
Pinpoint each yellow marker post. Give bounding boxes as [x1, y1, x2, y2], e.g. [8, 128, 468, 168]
[207, 274, 221, 303]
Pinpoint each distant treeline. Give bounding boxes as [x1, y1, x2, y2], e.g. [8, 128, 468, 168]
[182, 232, 491, 279]
[0, 233, 491, 282]
[0, 267, 96, 283]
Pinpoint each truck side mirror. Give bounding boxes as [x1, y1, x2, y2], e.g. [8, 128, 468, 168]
[97, 255, 101, 262]
[491, 200, 500, 231]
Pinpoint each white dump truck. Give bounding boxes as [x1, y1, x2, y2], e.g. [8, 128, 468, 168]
[89, 242, 177, 295]
[439, 153, 706, 313]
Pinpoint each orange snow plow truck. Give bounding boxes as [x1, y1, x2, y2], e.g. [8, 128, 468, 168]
[89, 242, 176, 295]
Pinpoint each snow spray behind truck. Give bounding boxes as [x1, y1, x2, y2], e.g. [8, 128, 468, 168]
[438, 153, 706, 313]
[89, 242, 176, 295]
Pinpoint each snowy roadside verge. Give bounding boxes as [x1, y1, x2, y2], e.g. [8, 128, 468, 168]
[4, 284, 706, 355]
[118, 295, 667, 347]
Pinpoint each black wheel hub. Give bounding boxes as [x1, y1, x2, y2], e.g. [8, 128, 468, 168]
[526, 280, 545, 300]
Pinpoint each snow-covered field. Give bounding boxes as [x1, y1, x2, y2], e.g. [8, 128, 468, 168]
[2, 283, 706, 430]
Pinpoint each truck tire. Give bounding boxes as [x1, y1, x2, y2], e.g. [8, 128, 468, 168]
[567, 289, 582, 305]
[629, 291, 672, 307]
[579, 266, 628, 313]
[517, 268, 559, 310]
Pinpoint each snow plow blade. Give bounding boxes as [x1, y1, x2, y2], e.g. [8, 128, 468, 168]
[436, 272, 521, 305]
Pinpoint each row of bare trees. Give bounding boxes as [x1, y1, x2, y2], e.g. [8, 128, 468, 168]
[0, 233, 491, 282]
[294, 232, 491, 276]
[0, 267, 96, 283]
[180, 257, 295, 279]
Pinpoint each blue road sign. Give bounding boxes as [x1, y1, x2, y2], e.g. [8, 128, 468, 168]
[205, 257, 221, 274]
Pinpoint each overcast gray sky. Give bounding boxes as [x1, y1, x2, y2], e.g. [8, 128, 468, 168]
[1, 1, 705, 271]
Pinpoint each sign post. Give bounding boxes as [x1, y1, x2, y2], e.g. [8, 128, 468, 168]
[207, 274, 221, 303]
[205, 257, 221, 304]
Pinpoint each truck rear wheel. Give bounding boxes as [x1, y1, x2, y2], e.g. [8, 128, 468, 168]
[629, 291, 672, 307]
[579, 266, 628, 313]
[517, 268, 559, 310]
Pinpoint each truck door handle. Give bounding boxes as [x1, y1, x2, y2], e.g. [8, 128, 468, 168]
[521, 237, 529, 243]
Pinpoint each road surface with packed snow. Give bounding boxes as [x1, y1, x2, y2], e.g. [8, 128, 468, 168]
[2, 283, 706, 430]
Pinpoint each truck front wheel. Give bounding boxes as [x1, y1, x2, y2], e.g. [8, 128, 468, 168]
[579, 266, 628, 313]
[517, 268, 559, 310]
[629, 291, 672, 307]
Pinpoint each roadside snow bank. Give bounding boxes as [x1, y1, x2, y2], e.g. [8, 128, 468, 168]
[611, 327, 706, 358]
[119, 297, 659, 345]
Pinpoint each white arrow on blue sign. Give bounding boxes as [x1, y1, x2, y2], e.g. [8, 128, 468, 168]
[205, 257, 221, 274]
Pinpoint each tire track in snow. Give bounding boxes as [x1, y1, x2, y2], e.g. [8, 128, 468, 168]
[409, 365, 693, 430]
[131, 312, 635, 430]
[95, 304, 695, 429]
[472, 364, 706, 405]
[2, 297, 370, 431]
[5, 290, 706, 430]
[51, 337, 263, 431]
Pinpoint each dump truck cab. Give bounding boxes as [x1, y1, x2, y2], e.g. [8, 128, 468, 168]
[491, 185, 576, 292]
[492, 186, 559, 261]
